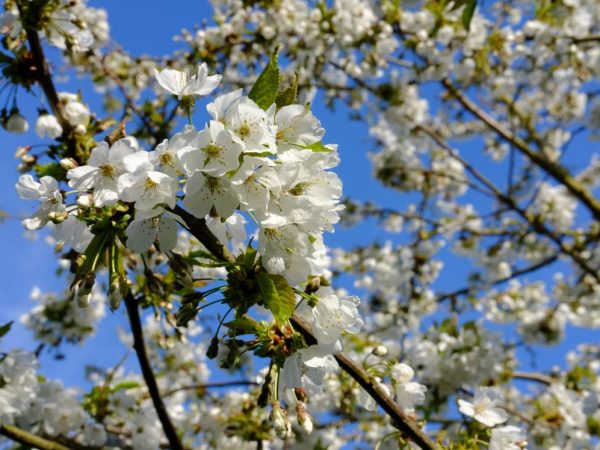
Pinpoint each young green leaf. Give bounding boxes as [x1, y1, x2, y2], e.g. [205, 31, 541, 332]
[257, 272, 295, 325]
[248, 48, 281, 110]
[461, 0, 477, 31]
[302, 141, 334, 153]
[275, 73, 298, 108]
[0, 321, 13, 338]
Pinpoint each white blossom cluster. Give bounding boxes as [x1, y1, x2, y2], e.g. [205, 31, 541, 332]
[20, 286, 105, 347]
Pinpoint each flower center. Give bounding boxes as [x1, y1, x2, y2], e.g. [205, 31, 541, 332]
[158, 152, 173, 167]
[203, 143, 223, 159]
[144, 177, 159, 191]
[100, 164, 115, 178]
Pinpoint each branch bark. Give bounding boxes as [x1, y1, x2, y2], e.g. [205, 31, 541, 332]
[124, 292, 184, 450]
[0, 424, 72, 450]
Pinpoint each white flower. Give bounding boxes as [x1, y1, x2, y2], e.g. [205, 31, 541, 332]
[458, 387, 508, 427]
[52, 215, 93, 253]
[391, 363, 427, 412]
[308, 293, 364, 344]
[118, 170, 178, 212]
[35, 114, 63, 139]
[274, 104, 324, 149]
[178, 120, 243, 176]
[489, 425, 526, 450]
[15, 175, 64, 230]
[208, 93, 276, 153]
[67, 137, 147, 207]
[280, 344, 339, 392]
[183, 172, 238, 218]
[125, 212, 178, 253]
[154, 63, 221, 98]
[59, 93, 90, 126]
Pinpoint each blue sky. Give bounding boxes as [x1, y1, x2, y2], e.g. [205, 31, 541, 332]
[0, 1, 597, 390]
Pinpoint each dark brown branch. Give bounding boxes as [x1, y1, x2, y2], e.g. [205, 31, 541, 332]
[171, 205, 235, 263]
[17, 1, 71, 135]
[124, 292, 184, 450]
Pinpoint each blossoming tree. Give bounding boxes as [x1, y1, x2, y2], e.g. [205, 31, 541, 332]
[1, 0, 599, 449]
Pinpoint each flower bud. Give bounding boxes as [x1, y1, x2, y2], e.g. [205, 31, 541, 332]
[296, 402, 313, 435]
[305, 276, 320, 294]
[269, 402, 289, 439]
[21, 154, 36, 165]
[74, 273, 96, 307]
[372, 345, 388, 357]
[48, 211, 69, 223]
[74, 123, 87, 135]
[77, 194, 92, 209]
[59, 157, 78, 171]
[14, 145, 31, 159]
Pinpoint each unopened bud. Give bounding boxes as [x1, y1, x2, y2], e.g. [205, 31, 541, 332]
[74, 124, 87, 135]
[296, 402, 313, 435]
[59, 157, 78, 171]
[270, 402, 289, 439]
[48, 211, 69, 223]
[372, 345, 388, 357]
[77, 194, 92, 209]
[14, 145, 31, 159]
[74, 272, 96, 307]
[109, 277, 124, 311]
[21, 154, 36, 164]
[305, 276, 320, 295]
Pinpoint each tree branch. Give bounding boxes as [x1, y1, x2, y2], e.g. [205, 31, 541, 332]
[171, 206, 439, 450]
[290, 314, 438, 450]
[124, 292, 184, 450]
[442, 78, 600, 222]
[16, 0, 71, 135]
[0, 424, 72, 450]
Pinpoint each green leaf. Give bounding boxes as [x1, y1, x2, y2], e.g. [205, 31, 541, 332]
[257, 272, 295, 326]
[225, 314, 259, 335]
[111, 381, 140, 392]
[248, 48, 281, 110]
[275, 73, 298, 108]
[0, 321, 13, 338]
[461, 0, 477, 31]
[244, 245, 258, 271]
[71, 231, 109, 289]
[302, 141, 334, 153]
[34, 162, 66, 181]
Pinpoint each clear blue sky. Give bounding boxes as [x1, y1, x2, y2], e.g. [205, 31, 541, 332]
[0, 1, 595, 388]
